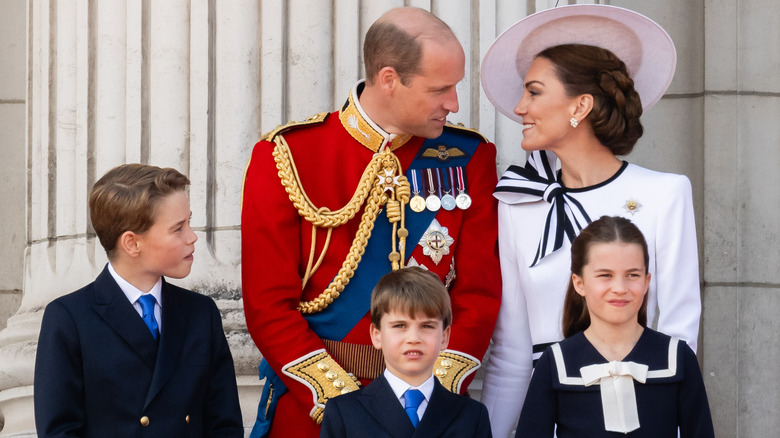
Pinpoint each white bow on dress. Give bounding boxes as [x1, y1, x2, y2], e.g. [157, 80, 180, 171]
[580, 361, 649, 433]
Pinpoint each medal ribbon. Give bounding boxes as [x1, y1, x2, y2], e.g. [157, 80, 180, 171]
[435, 168, 443, 198]
[456, 167, 467, 193]
[410, 169, 420, 194]
[426, 168, 436, 196]
[443, 167, 453, 195]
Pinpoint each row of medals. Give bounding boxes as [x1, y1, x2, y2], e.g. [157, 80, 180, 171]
[408, 167, 472, 213]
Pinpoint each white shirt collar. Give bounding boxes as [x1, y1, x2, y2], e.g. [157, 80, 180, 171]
[383, 368, 435, 403]
[107, 262, 163, 308]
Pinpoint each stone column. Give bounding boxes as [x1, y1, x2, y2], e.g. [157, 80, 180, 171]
[6, 1, 755, 436]
[0, 1, 264, 434]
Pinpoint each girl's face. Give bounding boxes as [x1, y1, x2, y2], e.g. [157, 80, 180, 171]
[513, 57, 581, 151]
[572, 241, 650, 330]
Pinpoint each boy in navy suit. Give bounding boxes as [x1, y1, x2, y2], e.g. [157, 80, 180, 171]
[34, 164, 243, 438]
[320, 267, 492, 437]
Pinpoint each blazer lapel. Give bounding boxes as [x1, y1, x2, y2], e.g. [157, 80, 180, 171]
[413, 378, 466, 437]
[144, 279, 188, 408]
[358, 375, 416, 438]
[91, 266, 158, 370]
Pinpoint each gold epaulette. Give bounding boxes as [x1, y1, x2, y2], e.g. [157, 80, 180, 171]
[260, 111, 329, 142]
[434, 349, 481, 394]
[443, 122, 489, 143]
[282, 349, 361, 424]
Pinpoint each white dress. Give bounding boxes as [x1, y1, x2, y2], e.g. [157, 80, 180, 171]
[481, 151, 701, 438]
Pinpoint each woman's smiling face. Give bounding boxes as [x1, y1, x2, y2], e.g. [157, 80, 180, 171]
[513, 57, 581, 151]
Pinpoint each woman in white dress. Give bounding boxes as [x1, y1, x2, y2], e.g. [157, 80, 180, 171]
[478, 5, 702, 437]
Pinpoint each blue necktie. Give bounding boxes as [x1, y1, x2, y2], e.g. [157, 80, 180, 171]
[137, 294, 159, 341]
[404, 389, 425, 428]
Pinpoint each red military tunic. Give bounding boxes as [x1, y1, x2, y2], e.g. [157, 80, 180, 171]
[241, 82, 501, 437]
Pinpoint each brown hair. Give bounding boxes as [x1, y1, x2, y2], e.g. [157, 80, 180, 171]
[537, 44, 644, 156]
[363, 8, 454, 86]
[371, 266, 452, 329]
[89, 163, 190, 259]
[562, 216, 649, 338]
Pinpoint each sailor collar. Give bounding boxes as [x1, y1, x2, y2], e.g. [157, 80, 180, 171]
[549, 331, 683, 434]
[339, 80, 412, 153]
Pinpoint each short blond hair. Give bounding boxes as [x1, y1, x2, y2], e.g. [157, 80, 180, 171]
[89, 163, 190, 258]
[370, 266, 452, 329]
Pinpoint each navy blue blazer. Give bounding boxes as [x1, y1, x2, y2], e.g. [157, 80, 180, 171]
[320, 374, 492, 438]
[34, 265, 243, 438]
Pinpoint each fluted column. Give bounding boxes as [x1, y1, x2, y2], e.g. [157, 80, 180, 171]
[0, 1, 537, 435]
[0, 1, 263, 434]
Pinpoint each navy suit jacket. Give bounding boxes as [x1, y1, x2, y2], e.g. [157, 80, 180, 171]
[320, 374, 492, 438]
[34, 266, 243, 438]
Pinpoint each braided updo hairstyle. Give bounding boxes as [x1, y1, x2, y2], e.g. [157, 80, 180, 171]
[537, 44, 644, 156]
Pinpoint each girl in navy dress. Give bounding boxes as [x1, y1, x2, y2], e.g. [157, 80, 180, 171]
[516, 216, 714, 438]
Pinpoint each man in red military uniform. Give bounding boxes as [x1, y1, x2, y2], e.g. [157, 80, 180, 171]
[241, 7, 501, 437]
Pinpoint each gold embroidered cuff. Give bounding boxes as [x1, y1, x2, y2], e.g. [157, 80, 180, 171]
[434, 349, 481, 394]
[282, 349, 361, 424]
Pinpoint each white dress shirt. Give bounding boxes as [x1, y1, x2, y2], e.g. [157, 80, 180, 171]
[108, 263, 163, 333]
[383, 369, 435, 421]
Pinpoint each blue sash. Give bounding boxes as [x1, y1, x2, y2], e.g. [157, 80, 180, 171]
[304, 129, 480, 340]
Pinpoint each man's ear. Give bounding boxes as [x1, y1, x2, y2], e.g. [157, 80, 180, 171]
[376, 66, 401, 95]
[118, 231, 141, 258]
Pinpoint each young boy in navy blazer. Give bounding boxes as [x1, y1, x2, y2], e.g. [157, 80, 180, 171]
[34, 164, 243, 438]
[320, 266, 492, 437]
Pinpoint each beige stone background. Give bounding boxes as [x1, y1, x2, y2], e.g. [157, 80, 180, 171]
[0, 0, 778, 436]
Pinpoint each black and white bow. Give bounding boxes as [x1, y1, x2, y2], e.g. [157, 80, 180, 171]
[494, 150, 592, 266]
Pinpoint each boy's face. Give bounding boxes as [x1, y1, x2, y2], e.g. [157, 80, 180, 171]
[135, 190, 197, 281]
[370, 309, 450, 387]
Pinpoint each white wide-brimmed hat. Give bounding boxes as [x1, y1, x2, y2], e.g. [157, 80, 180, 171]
[481, 4, 676, 124]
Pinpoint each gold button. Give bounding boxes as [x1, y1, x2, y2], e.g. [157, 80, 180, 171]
[325, 370, 338, 381]
[317, 362, 330, 372]
[435, 368, 447, 378]
[340, 387, 353, 395]
[140, 416, 150, 427]
[185, 415, 190, 424]
[440, 359, 453, 369]
[333, 378, 345, 390]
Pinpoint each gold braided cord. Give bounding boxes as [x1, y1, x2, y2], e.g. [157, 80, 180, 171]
[302, 226, 333, 290]
[297, 191, 386, 313]
[273, 135, 382, 228]
[272, 133, 409, 314]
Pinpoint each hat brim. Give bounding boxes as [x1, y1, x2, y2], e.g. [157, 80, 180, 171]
[480, 4, 676, 124]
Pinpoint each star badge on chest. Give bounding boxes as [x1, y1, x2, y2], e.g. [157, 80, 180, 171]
[418, 219, 454, 265]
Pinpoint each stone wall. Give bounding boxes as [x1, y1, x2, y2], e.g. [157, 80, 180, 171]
[1, 0, 779, 436]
